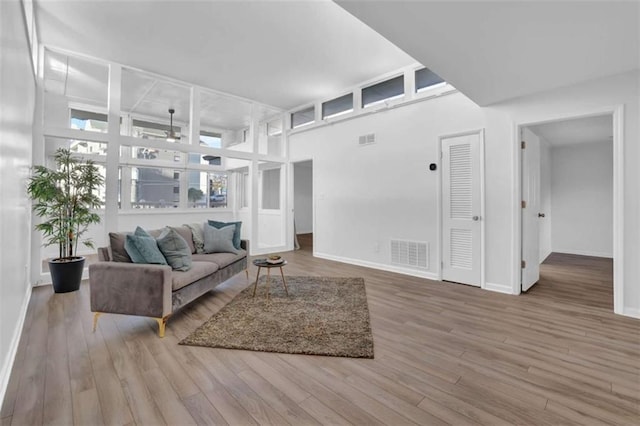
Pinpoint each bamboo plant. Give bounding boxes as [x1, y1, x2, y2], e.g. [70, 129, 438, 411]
[27, 148, 104, 260]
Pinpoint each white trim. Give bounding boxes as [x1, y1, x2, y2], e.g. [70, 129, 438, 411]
[0, 285, 32, 405]
[314, 252, 439, 281]
[484, 282, 516, 295]
[622, 307, 640, 319]
[552, 249, 613, 259]
[514, 105, 625, 315]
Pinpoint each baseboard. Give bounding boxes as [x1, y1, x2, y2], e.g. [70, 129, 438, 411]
[622, 307, 640, 319]
[483, 281, 516, 295]
[34, 268, 90, 287]
[0, 285, 32, 407]
[314, 252, 439, 281]
[553, 249, 613, 259]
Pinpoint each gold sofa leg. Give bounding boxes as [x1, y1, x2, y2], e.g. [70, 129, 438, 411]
[245, 268, 249, 280]
[92, 312, 102, 332]
[155, 316, 169, 338]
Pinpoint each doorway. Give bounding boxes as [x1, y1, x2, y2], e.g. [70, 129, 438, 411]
[293, 160, 313, 252]
[519, 112, 619, 311]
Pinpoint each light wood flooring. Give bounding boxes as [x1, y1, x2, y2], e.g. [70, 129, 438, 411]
[2, 247, 639, 425]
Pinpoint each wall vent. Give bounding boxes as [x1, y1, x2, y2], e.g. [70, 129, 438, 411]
[358, 133, 376, 146]
[390, 239, 429, 269]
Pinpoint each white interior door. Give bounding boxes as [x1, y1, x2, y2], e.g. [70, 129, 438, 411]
[521, 128, 541, 291]
[441, 132, 483, 287]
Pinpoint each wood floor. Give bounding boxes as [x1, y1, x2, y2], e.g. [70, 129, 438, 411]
[2, 248, 639, 425]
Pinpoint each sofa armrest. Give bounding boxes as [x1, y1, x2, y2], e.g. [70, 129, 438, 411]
[240, 239, 249, 253]
[89, 262, 172, 318]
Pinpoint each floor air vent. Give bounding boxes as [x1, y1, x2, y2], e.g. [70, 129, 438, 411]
[391, 239, 429, 269]
[358, 133, 376, 146]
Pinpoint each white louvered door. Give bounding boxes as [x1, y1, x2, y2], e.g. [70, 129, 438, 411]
[441, 132, 483, 286]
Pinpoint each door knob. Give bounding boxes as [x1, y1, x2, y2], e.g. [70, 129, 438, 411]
[472, 216, 480, 221]
[538, 213, 545, 218]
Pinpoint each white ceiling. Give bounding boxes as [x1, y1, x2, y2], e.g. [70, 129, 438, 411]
[35, 0, 415, 110]
[528, 114, 613, 147]
[337, 0, 640, 106]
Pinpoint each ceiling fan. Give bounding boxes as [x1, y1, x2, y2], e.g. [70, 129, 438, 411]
[166, 108, 180, 142]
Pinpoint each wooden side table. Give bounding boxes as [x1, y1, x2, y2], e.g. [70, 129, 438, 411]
[252, 259, 288, 300]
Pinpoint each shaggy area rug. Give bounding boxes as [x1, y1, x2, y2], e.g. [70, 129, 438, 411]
[180, 276, 374, 358]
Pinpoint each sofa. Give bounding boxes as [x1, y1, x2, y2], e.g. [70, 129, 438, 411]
[89, 224, 248, 337]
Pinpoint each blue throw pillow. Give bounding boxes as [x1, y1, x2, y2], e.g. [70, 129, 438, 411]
[124, 226, 167, 265]
[156, 227, 192, 271]
[207, 220, 242, 250]
[203, 223, 239, 254]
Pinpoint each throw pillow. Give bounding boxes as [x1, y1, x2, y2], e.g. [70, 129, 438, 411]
[109, 232, 132, 262]
[203, 223, 239, 254]
[124, 226, 167, 265]
[207, 220, 242, 250]
[157, 227, 192, 271]
[184, 223, 205, 254]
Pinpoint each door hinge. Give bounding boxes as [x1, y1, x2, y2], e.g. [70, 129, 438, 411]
[521, 260, 526, 269]
[521, 200, 527, 208]
[521, 141, 526, 149]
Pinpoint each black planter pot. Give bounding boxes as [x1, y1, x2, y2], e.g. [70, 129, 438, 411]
[49, 256, 85, 293]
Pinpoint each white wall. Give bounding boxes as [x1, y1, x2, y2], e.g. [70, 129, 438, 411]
[550, 142, 613, 257]
[485, 70, 638, 316]
[0, 0, 36, 404]
[293, 161, 313, 234]
[290, 92, 484, 277]
[290, 70, 639, 316]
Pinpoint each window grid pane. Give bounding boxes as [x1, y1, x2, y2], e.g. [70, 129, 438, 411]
[415, 67, 445, 92]
[322, 93, 353, 119]
[291, 106, 315, 128]
[362, 75, 404, 107]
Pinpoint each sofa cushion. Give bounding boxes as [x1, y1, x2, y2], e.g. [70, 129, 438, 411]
[109, 232, 132, 262]
[157, 227, 192, 271]
[192, 250, 247, 269]
[207, 220, 242, 250]
[203, 224, 239, 254]
[184, 223, 205, 254]
[171, 261, 219, 291]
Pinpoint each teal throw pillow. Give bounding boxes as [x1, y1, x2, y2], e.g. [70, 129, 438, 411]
[203, 223, 239, 254]
[157, 227, 192, 271]
[125, 231, 167, 265]
[124, 226, 158, 263]
[207, 220, 242, 250]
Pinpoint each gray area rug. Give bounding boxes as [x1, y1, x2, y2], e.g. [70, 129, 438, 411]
[180, 276, 374, 358]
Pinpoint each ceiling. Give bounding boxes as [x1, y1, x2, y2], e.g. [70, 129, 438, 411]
[35, 0, 415, 110]
[528, 114, 613, 147]
[337, 0, 640, 106]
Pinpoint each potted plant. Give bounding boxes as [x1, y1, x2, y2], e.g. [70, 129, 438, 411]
[27, 148, 104, 293]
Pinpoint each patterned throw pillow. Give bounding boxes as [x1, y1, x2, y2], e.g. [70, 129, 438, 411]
[184, 223, 205, 254]
[207, 220, 242, 250]
[203, 223, 239, 254]
[157, 227, 192, 271]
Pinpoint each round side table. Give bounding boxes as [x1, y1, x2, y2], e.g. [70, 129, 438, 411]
[252, 259, 289, 300]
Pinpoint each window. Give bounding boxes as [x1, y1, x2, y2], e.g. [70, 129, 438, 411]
[200, 130, 222, 148]
[322, 93, 353, 119]
[238, 171, 249, 208]
[131, 119, 180, 142]
[261, 168, 280, 209]
[70, 109, 108, 133]
[362, 75, 404, 108]
[291, 106, 315, 129]
[267, 118, 282, 136]
[186, 171, 227, 208]
[130, 167, 180, 208]
[415, 67, 445, 92]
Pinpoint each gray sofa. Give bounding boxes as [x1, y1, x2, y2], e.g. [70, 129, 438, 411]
[89, 225, 248, 337]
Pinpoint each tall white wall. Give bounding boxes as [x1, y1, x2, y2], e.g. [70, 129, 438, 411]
[293, 161, 313, 234]
[550, 142, 613, 257]
[0, 0, 36, 403]
[539, 136, 553, 262]
[290, 70, 639, 317]
[290, 92, 484, 277]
